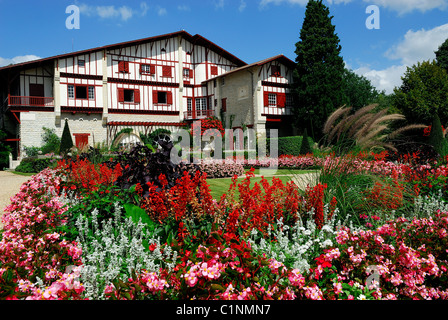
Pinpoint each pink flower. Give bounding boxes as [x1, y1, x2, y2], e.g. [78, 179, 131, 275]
[288, 269, 305, 288]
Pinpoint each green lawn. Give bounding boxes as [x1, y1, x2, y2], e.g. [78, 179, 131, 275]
[207, 169, 317, 200]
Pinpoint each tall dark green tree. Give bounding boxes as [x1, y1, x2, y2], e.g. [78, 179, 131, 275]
[59, 119, 74, 155]
[341, 68, 380, 112]
[293, 0, 346, 140]
[435, 38, 448, 72]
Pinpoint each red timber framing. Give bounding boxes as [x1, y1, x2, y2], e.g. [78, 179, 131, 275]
[106, 121, 186, 145]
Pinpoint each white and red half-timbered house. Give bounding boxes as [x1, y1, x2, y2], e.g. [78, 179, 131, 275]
[0, 31, 297, 167]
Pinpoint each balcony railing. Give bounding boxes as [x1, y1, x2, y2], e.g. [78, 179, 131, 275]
[8, 95, 54, 107]
[184, 109, 215, 120]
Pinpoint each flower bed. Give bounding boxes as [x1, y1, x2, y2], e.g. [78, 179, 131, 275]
[1, 152, 448, 300]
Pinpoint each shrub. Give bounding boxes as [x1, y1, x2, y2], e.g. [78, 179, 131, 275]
[40, 127, 61, 155]
[60, 119, 74, 155]
[427, 114, 448, 159]
[15, 157, 55, 173]
[0, 130, 11, 170]
[299, 128, 312, 155]
[106, 141, 200, 198]
[268, 136, 314, 156]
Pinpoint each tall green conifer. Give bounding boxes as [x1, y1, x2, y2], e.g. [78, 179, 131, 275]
[293, 0, 346, 140]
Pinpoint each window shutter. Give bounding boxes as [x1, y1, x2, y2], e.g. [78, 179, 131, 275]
[264, 92, 269, 107]
[118, 88, 124, 102]
[190, 69, 194, 79]
[211, 66, 218, 76]
[221, 98, 227, 112]
[162, 66, 172, 77]
[152, 91, 158, 104]
[150, 65, 156, 74]
[124, 61, 129, 73]
[167, 92, 173, 105]
[134, 89, 140, 103]
[277, 93, 286, 108]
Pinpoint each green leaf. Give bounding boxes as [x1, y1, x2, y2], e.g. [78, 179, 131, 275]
[123, 203, 154, 228]
[210, 283, 225, 292]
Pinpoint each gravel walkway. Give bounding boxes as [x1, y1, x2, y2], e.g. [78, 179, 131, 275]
[0, 171, 31, 230]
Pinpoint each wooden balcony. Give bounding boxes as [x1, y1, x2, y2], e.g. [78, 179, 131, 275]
[8, 95, 54, 107]
[184, 109, 215, 120]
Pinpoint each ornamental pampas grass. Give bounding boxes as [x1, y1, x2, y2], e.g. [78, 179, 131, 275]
[323, 104, 426, 152]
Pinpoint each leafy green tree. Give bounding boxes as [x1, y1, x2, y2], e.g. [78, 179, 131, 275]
[60, 119, 74, 155]
[393, 60, 448, 125]
[435, 38, 448, 72]
[293, 0, 346, 140]
[341, 68, 380, 112]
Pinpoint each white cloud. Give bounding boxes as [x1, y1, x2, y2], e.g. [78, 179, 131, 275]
[157, 7, 167, 16]
[353, 23, 448, 94]
[140, 2, 150, 16]
[0, 55, 41, 67]
[259, 0, 448, 14]
[386, 23, 448, 65]
[366, 0, 448, 15]
[354, 64, 407, 94]
[79, 3, 149, 21]
[239, 0, 247, 12]
[215, 0, 225, 9]
[177, 5, 190, 11]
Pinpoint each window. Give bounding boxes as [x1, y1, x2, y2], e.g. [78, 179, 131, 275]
[157, 92, 167, 104]
[78, 59, 85, 68]
[221, 98, 227, 112]
[196, 97, 207, 111]
[118, 88, 140, 103]
[271, 65, 281, 77]
[68, 85, 74, 98]
[187, 98, 192, 112]
[152, 90, 173, 105]
[29, 84, 44, 97]
[141, 64, 155, 74]
[264, 92, 286, 107]
[68, 85, 94, 99]
[88, 87, 95, 100]
[268, 93, 277, 107]
[211, 66, 218, 76]
[221, 77, 225, 86]
[183, 68, 190, 78]
[118, 61, 129, 73]
[162, 66, 172, 77]
[76, 86, 87, 99]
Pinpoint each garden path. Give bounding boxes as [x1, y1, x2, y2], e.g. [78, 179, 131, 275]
[253, 171, 320, 190]
[0, 171, 31, 230]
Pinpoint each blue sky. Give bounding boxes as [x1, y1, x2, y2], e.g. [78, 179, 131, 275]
[1, 0, 447, 94]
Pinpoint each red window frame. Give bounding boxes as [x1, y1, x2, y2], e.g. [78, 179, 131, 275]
[263, 92, 286, 108]
[118, 88, 140, 104]
[152, 90, 173, 105]
[118, 61, 129, 73]
[221, 98, 227, 112]
[140, 64, 156, 75]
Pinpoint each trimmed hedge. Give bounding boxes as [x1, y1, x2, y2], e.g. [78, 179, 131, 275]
[15, 158, 56, 173]
[267, 136, 314, 156]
